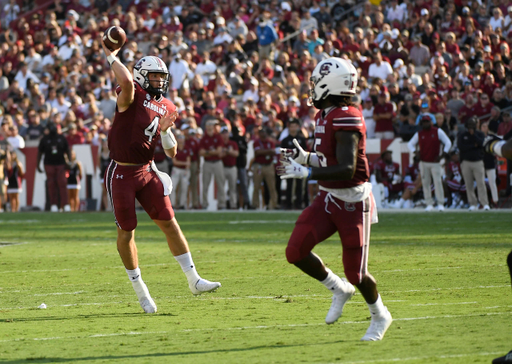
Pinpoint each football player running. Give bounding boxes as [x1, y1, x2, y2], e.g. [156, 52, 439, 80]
[484, 137, 512, 363]
[278, 58, 392, 341]
[102, 42, 220, 314]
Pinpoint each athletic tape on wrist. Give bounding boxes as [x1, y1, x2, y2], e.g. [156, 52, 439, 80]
[107, 54, 118, 66]
[161, 128, 177, 149]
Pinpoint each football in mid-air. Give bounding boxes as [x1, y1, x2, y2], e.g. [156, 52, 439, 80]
[102, 26, 126, 51]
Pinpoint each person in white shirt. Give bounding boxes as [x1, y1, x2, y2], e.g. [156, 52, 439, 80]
[213, 27, 233, 46]
[169, 53, 194, 91]
[25, 47, 42, 74]
[54, 92, 71, 119]
[3, 0, 20, 27]
[362, 97, 376, 138]
[386, 0, 405, 22]
[504, 6, 512, 31]
[170, 32, 189, 55]
[368, 49, 393, 81]
[7, 125, 25, 150]
[407, 115, 452, 212]
[490, 8, 504, 32]
[300, 10, 318, 35]
[168, 88, 185, 112]
[227, 16, 248, 38]
[58, 37, 79, 61]
[393, 58, 408, 79]
[242, 78, 259, 103]
[14, 62, 40, 90]
[195, 51, 217, 85]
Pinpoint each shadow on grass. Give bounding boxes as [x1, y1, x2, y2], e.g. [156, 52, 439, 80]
[2, 340, 346, 363]
[4, 312, 176, 322]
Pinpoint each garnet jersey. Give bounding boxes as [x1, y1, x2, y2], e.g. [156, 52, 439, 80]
[374, 160, 400, 184]
[109, 83, 177, 164]
[314, 106, 369, 189]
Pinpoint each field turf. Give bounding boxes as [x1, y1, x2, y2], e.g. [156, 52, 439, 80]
[0, 211, 511, 364]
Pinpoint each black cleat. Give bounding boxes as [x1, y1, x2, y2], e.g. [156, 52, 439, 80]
[493, 351, 512, 364]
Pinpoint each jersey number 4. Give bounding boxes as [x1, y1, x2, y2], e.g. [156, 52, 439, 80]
[314, 138, 327, 167]
[144, 116, 160, 143]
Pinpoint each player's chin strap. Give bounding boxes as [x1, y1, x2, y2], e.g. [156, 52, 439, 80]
[161, 128, 177, 149]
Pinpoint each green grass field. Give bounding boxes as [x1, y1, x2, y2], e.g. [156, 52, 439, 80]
[0, 211, 511, 364]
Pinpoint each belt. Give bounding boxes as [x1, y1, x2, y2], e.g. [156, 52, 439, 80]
[204, 160, 221, 163]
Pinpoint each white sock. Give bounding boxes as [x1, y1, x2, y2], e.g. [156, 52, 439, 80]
[367, 294, 386, 316]
[320, 268, 345, 294]
[174, 252, 200, 285]
[126, 267, 141, 282]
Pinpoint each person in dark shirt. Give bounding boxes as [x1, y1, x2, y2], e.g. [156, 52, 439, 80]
[37, 122, 71, 212]
[231, 124, 251, 209]
[457, 117, 489, 210]
[280, 118, 307, 209]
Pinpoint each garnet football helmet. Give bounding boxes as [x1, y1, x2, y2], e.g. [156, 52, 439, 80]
[309, 58, 358, 105]
[133, 56, 170, 96]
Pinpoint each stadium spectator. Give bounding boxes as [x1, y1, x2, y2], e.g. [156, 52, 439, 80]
[375, 150, 403, 204]
[498, 111, 512, 136]
[98, 135, 111, 211]
[408, 115, 452, 211]
[199, 119, 226, 210]
[5, 150, 24, 213]
[252, 126, 277, 210]
[7, 125, 25, 150]
[171, 133, 190, 210]
[373, 91, 395, 139]
[458, 117, 490, 211]
[220, 125, 239, 209]
[280, 118, 307, 210]
[480, 122, 499, 207]
[66, 149, 83, 212]
[37, 122, 71, 212]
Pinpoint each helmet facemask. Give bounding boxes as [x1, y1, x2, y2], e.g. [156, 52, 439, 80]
[142, 70, 170, 96]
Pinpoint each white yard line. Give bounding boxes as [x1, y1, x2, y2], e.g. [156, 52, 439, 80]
[0, 311, 510, 343]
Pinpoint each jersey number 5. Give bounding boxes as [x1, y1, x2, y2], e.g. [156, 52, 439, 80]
[314, 138, 327, 167]
[144, 116, 160, 142]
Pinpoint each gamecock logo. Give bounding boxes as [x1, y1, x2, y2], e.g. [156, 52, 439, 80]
[319, 62, 332, 76]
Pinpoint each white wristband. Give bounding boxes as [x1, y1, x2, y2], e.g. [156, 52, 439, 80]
[161, 128, 177, 149]
[493, 140, 506, 157]
[107, 54, 118, 66]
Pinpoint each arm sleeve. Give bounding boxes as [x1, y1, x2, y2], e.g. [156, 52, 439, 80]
[438, 128, 452, 153]
[407, 132, 419, 152]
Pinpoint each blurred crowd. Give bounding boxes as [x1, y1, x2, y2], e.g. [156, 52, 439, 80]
[1, 0, 512, 211]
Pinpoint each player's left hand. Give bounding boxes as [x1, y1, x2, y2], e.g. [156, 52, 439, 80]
[159, 110, 179, 131]
[277, 157, 311, 179]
